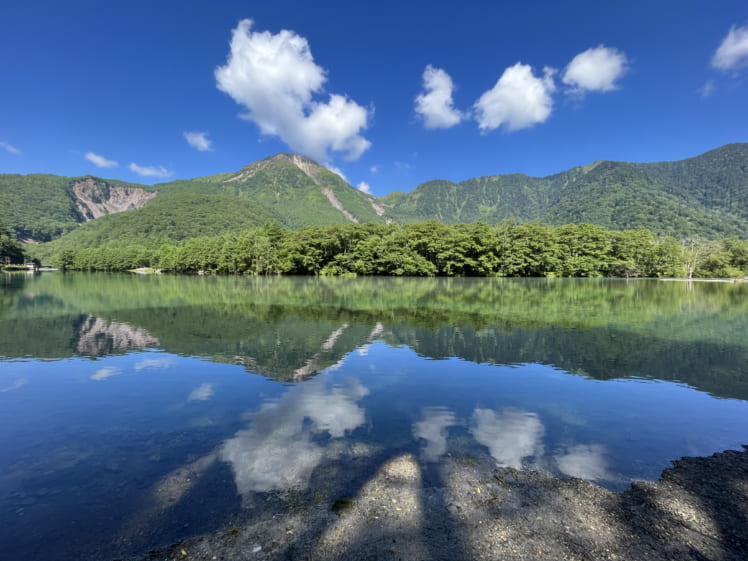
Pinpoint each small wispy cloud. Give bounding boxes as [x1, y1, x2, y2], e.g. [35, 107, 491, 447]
[85, 151, 118, 168]
[129, 162, 173, 179]
[356, 181, 371, 194]
[712, 23, 748, 71]
[184, 131, 213, 152]
[369, 165, 378, 173]
[0, 141, 20, 155]
[698, 79, 716, 99]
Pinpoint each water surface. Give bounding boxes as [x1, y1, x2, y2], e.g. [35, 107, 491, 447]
[1, 273, 747, 560]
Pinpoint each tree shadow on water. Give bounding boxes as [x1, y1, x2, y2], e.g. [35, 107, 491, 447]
[132, 447, 476, 561]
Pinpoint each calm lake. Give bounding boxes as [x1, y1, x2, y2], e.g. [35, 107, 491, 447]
[1, 273, 747, 560]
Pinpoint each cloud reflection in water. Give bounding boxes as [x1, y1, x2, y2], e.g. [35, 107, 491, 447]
[413, 406, 458, 462]
[90, 367, 122, 381]
[187, 383, 214, 402]
[0, 377, 28, 392]
[554, 444, 611, 481]
[220, 377, 369, 497]
[470, 408, 544, 469]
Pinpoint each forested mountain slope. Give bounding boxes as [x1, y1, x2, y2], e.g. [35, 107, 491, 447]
[2, 144, 746, 245]
[0, 175, 155, 241]
[635, 143, 748, 221]
[154, 153, 386, 228]
[386, 143, 748, 238]
[35, 193, 281, 260]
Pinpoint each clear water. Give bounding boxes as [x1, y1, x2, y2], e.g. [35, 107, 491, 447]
[1, 273, 747, 560]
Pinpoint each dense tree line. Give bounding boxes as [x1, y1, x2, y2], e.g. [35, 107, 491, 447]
[51, 221, 748, 278]
[1, 219, 25, 265]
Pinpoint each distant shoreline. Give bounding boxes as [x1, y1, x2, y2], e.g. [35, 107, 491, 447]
[659, 277, 747, 283]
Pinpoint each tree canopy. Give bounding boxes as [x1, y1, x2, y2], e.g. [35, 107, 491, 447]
[48, 220, 748, 279]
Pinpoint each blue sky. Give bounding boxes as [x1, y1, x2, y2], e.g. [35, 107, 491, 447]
[1, 0, 747, 196]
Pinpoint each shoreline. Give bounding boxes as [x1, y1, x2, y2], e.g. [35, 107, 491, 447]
[659, 277, 747, 283]
[132, 446, 748, 561]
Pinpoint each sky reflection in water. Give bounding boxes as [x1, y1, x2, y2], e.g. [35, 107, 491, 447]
[1, 274, 748, 561]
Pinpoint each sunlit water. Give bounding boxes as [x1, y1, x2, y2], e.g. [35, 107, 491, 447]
[1, 273, 747, 560]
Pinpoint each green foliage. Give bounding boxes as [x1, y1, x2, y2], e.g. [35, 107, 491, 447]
[39, 193, 281, 266]
[386, 144, 748, 238]
[0, 219, 25, 264]
[154, 154, 385, 228]
[634, 143, 748, 221]
[696, 237, 748, 278]
[0, 174, 79, 241]
[4, 145, 748, 251]
[0, 174, 153, 241]
[46, 217, 747, 279]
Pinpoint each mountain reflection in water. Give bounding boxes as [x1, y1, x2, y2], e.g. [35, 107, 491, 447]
[1, 273, 747, 561]
[2, 273, 748, 399]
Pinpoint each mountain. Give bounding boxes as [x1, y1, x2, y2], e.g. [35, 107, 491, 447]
[154, 153, 387, 227]
[0, 174, 155, 242]
[385, 143, 748, 238]
[35, 193, 283, 260]
[0, 154, 387, 245]
[1, 144, 746, 247]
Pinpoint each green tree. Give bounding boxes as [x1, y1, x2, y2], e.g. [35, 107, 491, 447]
[0, 220, 25, 265]
[557, 223, 612, 277]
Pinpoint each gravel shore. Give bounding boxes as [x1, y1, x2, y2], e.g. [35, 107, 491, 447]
[134, 446, 748, 561]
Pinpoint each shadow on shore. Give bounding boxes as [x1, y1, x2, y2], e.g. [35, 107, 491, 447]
[131, 445, 748, 561]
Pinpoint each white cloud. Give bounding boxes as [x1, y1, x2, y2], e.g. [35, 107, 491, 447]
[183, 131, 214, 152]
[85, 151, 118, 168]
[698, 79, 716, 98]
[562, 45, 628, 94]
[473, 63, 556, 132]
[129, 162, 173, 179]
[415, 65, 464, 129]
[215, 19, 371, 162]
[0, 141, 20, 155]
[712, 24, 748, 70]
[357, 181, 371, 194]
[369, 165, 378, 173]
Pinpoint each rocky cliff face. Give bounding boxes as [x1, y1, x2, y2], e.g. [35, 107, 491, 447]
[72, 178, 156, 221]
[75, 315, 159, 356]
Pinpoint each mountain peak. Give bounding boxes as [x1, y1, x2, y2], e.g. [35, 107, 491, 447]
[267, 152, 320, 167]
[228, 152, 326, 185]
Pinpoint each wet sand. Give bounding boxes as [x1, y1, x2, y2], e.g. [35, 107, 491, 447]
[132, 445, 748, 561]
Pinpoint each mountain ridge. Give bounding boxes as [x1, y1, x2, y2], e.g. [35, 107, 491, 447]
[1, 143, 746, 244]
